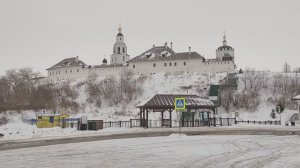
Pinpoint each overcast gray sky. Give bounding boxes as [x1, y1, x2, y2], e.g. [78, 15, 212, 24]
[0, 0, 299, 76]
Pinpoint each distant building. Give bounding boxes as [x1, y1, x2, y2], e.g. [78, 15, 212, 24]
[46, 26, 236, 82]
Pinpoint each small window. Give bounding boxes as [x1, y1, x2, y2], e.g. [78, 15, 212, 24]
[123, 56, 125, 61]
[59, 71, 60, 74]
[66, 70, 67, 74]
[133, 65, 135, 68]
[184, 62, 186, 66]
[164, 63, 167, 67]
[123, 47, 125, 53]
[70, 70, 72, 73]
[153, 63, 156, 67]
[175, 62, 177, 66]
[77, 69, 79, 72]
[118, 47, 120, 53]
[169, 62, 172, 66]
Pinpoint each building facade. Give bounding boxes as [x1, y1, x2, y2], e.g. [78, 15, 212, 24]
[46, 27, 236, 82]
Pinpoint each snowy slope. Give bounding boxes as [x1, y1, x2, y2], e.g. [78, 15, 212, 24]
[1, 71, 299, 140]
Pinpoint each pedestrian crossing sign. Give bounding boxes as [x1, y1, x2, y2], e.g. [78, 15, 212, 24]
[175, 98, 186, 110]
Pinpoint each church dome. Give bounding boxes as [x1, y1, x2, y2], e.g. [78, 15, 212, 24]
[117, 32, 123, 37]
[217, 45, 234, 51]
[102, 58, 107, 64]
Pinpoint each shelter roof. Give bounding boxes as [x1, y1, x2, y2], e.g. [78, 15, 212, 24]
[137, 94, 215, 109]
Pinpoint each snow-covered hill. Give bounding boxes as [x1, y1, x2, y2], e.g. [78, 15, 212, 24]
[1, 71, 299, 140]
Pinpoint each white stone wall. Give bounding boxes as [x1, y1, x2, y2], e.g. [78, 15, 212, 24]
[47, 65, 129, 82]
[46, 59, 235, 82]
[129, 59, 235, 75]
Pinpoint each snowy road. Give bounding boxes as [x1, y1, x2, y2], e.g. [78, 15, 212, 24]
[0, 135, 300, 168]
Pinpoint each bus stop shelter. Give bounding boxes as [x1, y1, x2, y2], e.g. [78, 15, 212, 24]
[137, 94, 216, 128]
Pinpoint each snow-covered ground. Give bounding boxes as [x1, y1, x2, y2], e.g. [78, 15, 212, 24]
[1, 122, 300, 143]
[1, 134, 300, 168]
[1, 72, 299, 142]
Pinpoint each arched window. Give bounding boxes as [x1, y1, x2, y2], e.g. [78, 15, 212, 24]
[133, 65, 135, 68]
[118, 47, 120, 53]
[184, 62, 186, 66]
[175, 62, 177, 66]
[169, 62, 172, 66]
[123, 47, 125, 53]
[153, 63, 156, 67]
[164, 63, 167, 67]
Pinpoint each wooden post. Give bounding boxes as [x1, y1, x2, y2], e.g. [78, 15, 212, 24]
[192, 112, 195, 127]
[140, 108, 142, 127]
[130, 119, 132, 128]
[214, 117, 216, 127]
[182, 112, 184, 127]
[146, 110, 149, 128]
[169, 110, 172, 128]
[161, 111, 164, 127]
[143, 109, 146, 128]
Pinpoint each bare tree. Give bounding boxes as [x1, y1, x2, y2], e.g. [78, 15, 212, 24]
[283, 62, 291, 73]
[220, 90, 233, 112]
[85, 74, 102, 107]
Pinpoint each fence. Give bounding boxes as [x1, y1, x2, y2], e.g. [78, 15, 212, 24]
[22, 118, 281, 129]
[103, 121, 131, 128]
[182, 118, 236, 127]
[236, 120, 281, 125]
[131, 118, 237, 128]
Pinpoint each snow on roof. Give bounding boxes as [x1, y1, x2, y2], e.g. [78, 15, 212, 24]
[137, 95, 155, 107]
[137, 94, 215, 109]
[47, 57, 87, 70]
[293, 95, 300, 100]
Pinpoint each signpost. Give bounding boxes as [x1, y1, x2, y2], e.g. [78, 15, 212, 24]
[175, 98, 186, 134]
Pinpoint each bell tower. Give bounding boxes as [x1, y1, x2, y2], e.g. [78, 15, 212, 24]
[110, 24, 129, 65]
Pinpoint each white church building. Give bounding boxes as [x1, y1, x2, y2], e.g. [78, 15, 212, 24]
[46, 26, 236, 82]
